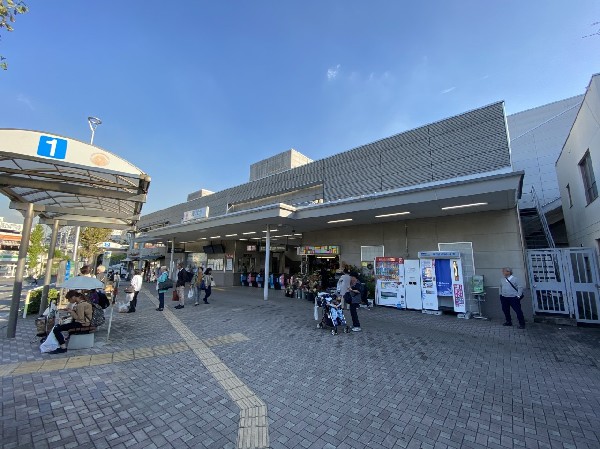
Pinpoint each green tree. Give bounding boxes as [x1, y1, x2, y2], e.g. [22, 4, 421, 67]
[79, 227, 112, 263]
[0, 0, 29, 70]
[27, 224, 45, 272]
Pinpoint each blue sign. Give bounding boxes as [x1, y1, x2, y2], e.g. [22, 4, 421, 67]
[37, 136, 67, 160]
[65, 260, 71, 281]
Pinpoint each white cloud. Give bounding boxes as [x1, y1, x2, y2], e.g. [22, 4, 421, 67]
[17, 94, 35, 110]
[327, 64, 341, 81]
[441, 87, 456, 94]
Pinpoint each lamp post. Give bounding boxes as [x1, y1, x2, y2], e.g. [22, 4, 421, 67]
[88, 116, 102, 145]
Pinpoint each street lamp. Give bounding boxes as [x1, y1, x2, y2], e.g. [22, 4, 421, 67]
[88, 116, 102, 145]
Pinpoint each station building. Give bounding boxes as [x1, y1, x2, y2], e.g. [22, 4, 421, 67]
[133, 101, 526, 319]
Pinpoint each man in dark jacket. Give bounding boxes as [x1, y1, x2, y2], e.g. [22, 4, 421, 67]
[175, 263, 186, 309]
[344, 272, 363, 332]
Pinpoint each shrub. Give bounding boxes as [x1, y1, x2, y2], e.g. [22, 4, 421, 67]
[26, 289, 59, 315]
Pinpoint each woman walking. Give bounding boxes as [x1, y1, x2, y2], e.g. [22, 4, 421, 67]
[202, 268, 213, 304]
[194, 266, 204, 306]
[156, 266, 168, 311]
[128, 269, 143, 313]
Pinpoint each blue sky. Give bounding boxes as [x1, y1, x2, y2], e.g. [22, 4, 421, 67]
[0, 0, 599, 223]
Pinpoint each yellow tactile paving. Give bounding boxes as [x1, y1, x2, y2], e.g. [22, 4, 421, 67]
[0, 332, 248, 378]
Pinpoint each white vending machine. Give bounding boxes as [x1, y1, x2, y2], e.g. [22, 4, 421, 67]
[418, 251, 465, 313]
[404, 259, 422, 310]
[374, 257, 405, 307]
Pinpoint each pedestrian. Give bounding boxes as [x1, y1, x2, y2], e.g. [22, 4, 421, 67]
[80, 265, 92, 277]
[156, 266, 168, 311]
[344, 272, 363, 332]
[202, 268, 213, 304]
[500, 267, 526, 328]
[48, 290, 93, 354]
[336, 268, 351, 308]
[128, 269, 143, 313]
[194, 265, 204, 306]
[175, 263, 187, 309]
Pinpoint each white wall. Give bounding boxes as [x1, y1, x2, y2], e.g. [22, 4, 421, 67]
[556, 75, 600, 249]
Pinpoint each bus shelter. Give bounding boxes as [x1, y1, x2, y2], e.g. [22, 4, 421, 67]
[0, 129, 151, 338]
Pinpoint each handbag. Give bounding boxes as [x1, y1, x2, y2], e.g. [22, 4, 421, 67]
[172, 290, 179, 301]
[199, 280, 206, 290]
[158, 278, 173, 290]
[506, 277, 524, 300]
[124, 286, 135, 294]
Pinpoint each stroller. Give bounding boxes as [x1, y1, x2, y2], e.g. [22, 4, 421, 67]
[316, 292, 350, 335]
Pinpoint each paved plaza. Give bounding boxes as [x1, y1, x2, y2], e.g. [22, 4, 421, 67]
[1, 285, 600, 449]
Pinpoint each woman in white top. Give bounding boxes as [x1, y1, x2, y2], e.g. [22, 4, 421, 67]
[128, 269, 143, 313]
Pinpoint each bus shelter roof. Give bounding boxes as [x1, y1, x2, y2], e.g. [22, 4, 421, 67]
[0, 129, 151, 229]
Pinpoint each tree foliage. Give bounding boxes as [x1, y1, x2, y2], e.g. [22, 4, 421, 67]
[27, 224, 45, 271]
[0, 0, 29, 70]
[79, 227, 112, 263]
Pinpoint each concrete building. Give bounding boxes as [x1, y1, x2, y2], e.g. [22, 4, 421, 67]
[134, 101, 526, 320]
[556, 74, 600, 249]
[507, 95, 584, 247]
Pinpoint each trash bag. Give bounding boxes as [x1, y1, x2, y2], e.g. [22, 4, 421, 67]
[40, 328, 59, 353]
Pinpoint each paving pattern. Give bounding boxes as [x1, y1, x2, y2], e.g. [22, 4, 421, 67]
[1, 284, 600, 449]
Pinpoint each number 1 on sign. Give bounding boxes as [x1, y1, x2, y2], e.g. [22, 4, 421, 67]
[45, 139, 57, 156]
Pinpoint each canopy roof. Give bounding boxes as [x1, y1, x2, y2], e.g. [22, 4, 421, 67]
[0, 129, 151, 230]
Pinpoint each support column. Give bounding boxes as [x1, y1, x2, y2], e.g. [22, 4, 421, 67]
[170, 237, 175, 279]
[40, 220, 60, 315]
[7, 203, 35, 338]
[264, 225, 271, 301]
[71, 225, 81, 275]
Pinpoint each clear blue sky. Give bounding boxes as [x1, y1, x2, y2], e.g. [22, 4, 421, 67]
[0, 0, 599, 223]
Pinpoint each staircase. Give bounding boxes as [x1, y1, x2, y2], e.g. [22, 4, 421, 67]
[519, 187, 556, 249]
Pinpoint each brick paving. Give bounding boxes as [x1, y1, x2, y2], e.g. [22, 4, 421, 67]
[1, 284, 600, 448]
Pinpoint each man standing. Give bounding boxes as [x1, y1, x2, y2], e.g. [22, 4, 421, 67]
[344, 272, 363, 332]
[500, 267, 525, 329]
[336, 268, 351, 308]
[128, 269, 143, 313]
[175, 263, 186, 309]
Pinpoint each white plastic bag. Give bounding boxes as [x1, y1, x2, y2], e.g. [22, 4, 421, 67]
[40, 329, 59, 353]
[187, 289, 194, 299]
[42, 303, 57, 317]
[314, 304, 319, 321]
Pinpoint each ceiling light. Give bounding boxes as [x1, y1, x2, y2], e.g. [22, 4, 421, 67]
[225, 234, 238, 237]
[209, 236, 221, 239]
[201, 238, 207, 240]
[327, 219, 353, 224]
[243, 231, 256, 235]
[239, 238, 248, 241]
[251, 237, 262, 240]
[263, 230, 279, 233]
[441, 202, 488, 210]
[375, 212, 411, 218]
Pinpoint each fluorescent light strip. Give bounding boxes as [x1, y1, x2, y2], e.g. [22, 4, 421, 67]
[375, 212, 411, 218]
[239, 238, 248, 241]
[242, 232, 256, 235]
[209, 236, 221, 239]
[327, 219, 353, 224]
[225, 234, 238, 237]
[441, 202, 488, 210]
[262, 230, 279, 233]
[200, 238, 207, 240]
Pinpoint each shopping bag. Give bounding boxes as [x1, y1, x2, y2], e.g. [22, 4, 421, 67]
[187, 289, 194, 299]
[39, 329, 59, 353]
[211, 280, 216, 287]
[172, 290, 179, 301]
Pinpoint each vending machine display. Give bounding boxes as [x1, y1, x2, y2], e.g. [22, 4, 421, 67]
[374, 257, 405, 307]
[418, 251, 465, 313]
[404, 260, 423, 310]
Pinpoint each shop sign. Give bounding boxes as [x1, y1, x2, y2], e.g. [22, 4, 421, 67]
[297, 245, 340, 256]
[182, 207, 209, 223]
[0, 220, 23, 233]
[260, 245, 286, 252]
[246, 245, 258, 252]
[417, 251, 460, 259]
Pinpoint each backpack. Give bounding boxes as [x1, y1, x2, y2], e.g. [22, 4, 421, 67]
[97, 290, 110, 309]
[90, 302, 106, 327]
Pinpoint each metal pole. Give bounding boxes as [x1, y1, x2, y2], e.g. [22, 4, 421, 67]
[72, 225, 81, 274]
[170, 238, 175, 279]
[264, 225, 271, 301]
[90, 128, 95, 145]
[7, 203, 35, 338]
[40, 220, 60, 315]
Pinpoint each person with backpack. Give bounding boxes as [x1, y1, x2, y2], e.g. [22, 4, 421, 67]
[500, 267, 526, 329]
[201, 268, 213, 304]
[48, 290, 92, 354]
[156, 266, 169, 311]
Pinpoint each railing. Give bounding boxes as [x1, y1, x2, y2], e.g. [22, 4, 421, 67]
[531, 186, 555, 248]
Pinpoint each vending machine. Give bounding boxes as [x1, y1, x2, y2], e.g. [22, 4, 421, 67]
[418, 251, 465, 313]
[404, 260, 422, 310]
[374, 257, 405, 308]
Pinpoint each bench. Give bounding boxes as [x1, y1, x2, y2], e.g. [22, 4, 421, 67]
[67, 326, 97, 349]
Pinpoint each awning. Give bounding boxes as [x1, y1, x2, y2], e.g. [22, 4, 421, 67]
[0, 129, 151, 229]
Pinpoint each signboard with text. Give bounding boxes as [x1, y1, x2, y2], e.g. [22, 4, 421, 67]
[182, 207, 209, 223]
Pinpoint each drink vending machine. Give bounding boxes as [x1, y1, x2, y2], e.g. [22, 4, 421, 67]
[374, 257, 406, 308]
[418, 251, 466, 313]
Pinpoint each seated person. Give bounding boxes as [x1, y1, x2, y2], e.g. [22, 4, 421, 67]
[328, 295, 345, 324]
[49, 290, 93, 354]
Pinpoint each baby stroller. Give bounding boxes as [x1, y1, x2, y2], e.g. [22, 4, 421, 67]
[316, 292, 350, 335]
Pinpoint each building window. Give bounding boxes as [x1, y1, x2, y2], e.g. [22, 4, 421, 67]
[579, 151, 598, 205]
[566, 184, 573, 208]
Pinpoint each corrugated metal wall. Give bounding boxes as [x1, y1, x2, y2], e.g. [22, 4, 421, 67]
[139, 102, 511, 228]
